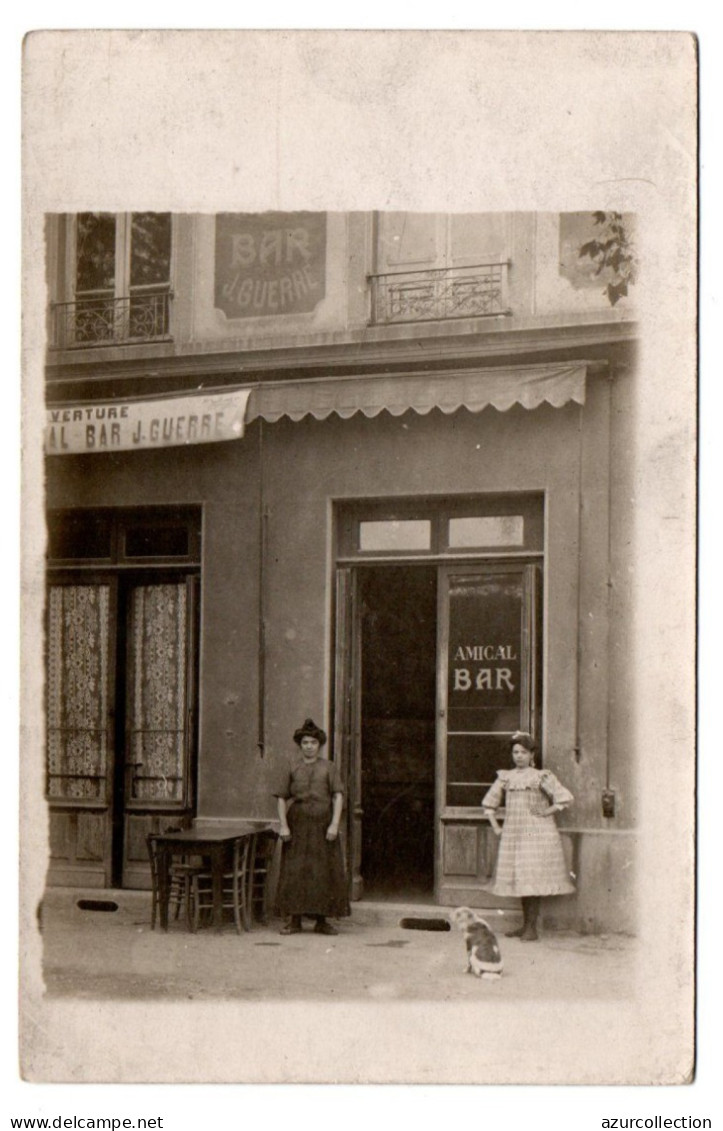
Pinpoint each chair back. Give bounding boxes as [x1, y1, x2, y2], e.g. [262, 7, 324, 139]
[232, 835, 251, 884]
[146, 833, 161, 927]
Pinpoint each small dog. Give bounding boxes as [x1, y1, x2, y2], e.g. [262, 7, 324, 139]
[450, 907, 503, 980]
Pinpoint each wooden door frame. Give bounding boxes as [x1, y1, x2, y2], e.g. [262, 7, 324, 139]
[333, 567, 363, 899]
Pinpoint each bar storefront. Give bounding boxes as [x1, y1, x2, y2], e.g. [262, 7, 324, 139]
[44, 355, 636, 934]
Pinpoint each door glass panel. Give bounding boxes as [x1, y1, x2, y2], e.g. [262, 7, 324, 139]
[446, 571, 527, 805]
[46, 585, 110, 800]
[126, 583, 187, 804]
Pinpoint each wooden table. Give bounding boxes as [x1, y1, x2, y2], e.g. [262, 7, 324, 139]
[155, 823, 275, 932]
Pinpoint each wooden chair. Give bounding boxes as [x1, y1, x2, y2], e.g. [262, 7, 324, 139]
[245, 830, 275, 928]
[146, 832, 199, 930]
[190, 836, 252, 934]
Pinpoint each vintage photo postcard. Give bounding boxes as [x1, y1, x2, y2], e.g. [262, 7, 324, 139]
[20, 29, 697, 1084]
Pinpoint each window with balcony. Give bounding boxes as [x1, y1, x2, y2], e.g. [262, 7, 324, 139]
[51, 212, 172, 348]
[369, 212, 511, 325]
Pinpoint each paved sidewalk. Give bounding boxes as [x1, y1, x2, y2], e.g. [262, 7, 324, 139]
[39, 888, 636, 1002]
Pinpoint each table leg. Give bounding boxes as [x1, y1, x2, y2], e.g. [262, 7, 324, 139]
[212, 845, 224, 932]
[244, 834, 257, 931]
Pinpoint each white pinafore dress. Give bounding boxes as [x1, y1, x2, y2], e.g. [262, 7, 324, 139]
[482, 767, 575, 897]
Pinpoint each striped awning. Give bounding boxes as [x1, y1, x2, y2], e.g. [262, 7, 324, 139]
[245, 362, 588, 423]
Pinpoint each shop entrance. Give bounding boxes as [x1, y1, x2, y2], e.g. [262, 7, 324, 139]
[358, 566, 437, 899]
[45, 508, 200, 889]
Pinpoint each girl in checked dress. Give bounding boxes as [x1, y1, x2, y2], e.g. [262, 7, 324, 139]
[482, 731, 574, 941]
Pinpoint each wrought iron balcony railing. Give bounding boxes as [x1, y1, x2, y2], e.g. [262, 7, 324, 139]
[50, 289, 172, 349]
[369, 262, 511, 325]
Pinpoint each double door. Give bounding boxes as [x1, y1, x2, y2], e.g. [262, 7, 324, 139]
[46, 572, 198, 888]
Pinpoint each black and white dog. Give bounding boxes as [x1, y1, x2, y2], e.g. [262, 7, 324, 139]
[450, 907, 504, 980]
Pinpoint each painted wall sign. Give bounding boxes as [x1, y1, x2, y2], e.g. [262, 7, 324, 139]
[45, 388, 251, 454]
[214, 212, 327, 319]
[445, 571, 527, 806]
[447, 574, 524, 733]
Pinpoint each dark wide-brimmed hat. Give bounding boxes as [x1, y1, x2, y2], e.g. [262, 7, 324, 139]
[509, 731, 537, 753]
[293, 718, 327, 746]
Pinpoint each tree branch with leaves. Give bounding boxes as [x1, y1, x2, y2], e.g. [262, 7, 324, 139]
[578, 211, 638, 306]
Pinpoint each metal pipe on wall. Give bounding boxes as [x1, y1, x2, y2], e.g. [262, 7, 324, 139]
[257, 411, 267, 756]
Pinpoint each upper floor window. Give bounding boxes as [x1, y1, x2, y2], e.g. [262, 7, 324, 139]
[369, 212, 511, 326]
[51, 212, 173, 348]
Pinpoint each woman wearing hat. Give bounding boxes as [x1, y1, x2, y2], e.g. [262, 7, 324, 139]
[481, 731, 574, 941]
[273, 718, 350, 936]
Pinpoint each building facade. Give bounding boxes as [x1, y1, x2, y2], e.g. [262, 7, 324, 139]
[43, 211, 638, 932]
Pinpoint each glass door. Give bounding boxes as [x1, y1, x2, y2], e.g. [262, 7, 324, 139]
[440, 564, 542, 806]
[46, 507, 202, 889]
[436, 563, 542, 903]
[46, 573, 199, 889]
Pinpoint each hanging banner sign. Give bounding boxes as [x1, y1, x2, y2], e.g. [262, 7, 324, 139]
[214, 212, 327, 319]
[45, 388, 251, 454]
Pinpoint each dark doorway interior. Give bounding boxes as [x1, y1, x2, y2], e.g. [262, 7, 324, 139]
[360, 566, 437, 900]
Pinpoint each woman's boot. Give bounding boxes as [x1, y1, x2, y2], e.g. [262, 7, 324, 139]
[520, 897, 540, 941]
[280, 914, 302, 935]
[313, 916, 338, 936]
[505, 898, 530, 938]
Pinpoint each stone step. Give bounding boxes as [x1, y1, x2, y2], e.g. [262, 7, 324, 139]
[348, 900, 521, 929]
[40, 888, 524, 933]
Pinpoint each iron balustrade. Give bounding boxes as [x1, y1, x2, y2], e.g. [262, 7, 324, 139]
[51, 289, 172, 348]
[369, 262, 511, 325]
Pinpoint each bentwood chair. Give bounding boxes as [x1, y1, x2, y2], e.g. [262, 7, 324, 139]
[245, 830, 276, 928]
[190, 835, 252, 934]
[146, 831, 200, 930]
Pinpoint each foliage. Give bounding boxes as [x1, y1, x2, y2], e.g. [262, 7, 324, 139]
[130, 213, 172, 286]
[76, 213, 116, 292]
[76, 212, 171, 292]
[578, 211, 637, 306]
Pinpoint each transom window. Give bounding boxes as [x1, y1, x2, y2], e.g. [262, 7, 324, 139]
[337, 495, 542, 559]
[359, 519, 432, 552]
[448, 515, 524, 548]
[46, 506, 201, 567]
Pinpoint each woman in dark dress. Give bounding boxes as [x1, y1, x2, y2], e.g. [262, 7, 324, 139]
[274, 718, 350, 936]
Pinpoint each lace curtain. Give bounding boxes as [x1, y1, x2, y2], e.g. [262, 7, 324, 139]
[127, 583, 187, 803]
[47, 585, 110, 800]
[46, 581, 188, 804]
